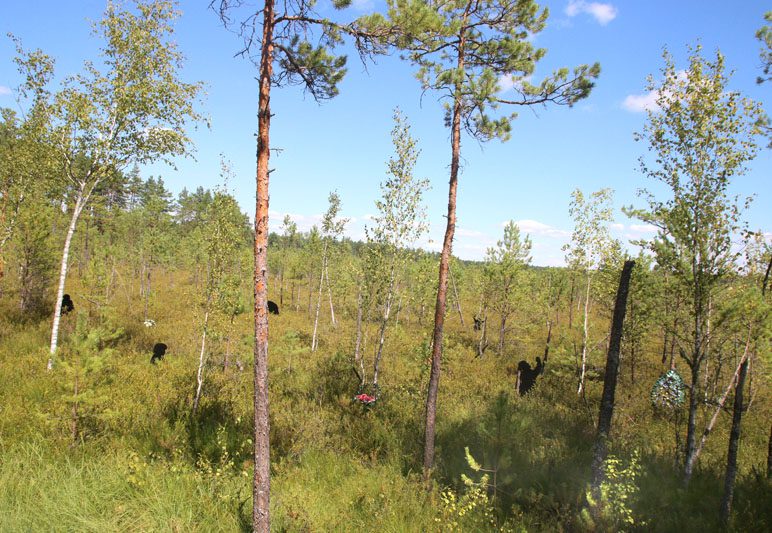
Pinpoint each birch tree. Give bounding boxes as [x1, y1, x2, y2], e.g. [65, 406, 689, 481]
[626, 46, 763, 484]
[311, 191, 347, 351]
[563, 188, 618, 396]
[11, 0, 203, 369]
[193, 187, 246, 415]
[364, 109, 429, 395]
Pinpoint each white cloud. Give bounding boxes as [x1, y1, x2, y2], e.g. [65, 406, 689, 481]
[497, 74, 531, 94]
[565, 1, 618, 25]
[623, 70, 688, 113]
[0, 86, 12, 96]
[622, 90, 659, 113]
[351, 0, 374, 11]
[456, 226, 488, 239]
[628, 223, 657, 235]
[512, 219, 571, 239]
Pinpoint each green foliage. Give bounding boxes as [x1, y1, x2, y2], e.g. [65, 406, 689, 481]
[581, 451, 646, 532]
[437, 447, 520, 532]
[372, 0, 600, 142]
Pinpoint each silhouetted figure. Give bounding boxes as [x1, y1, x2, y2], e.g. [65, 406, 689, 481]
[267, 300, 279, 315]
[61, 294, 74, 315]
[473, 315, 485, 331]
[151, 342, 168, 364]
[517, 358, 543, 396]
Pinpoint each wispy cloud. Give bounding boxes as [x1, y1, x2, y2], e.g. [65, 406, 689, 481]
[623, 70, 688, 113]
[565, 1, 618, 25]
[350, 0, 374, 11]
[512, 219, 571, 239]
[497, 74, 531, 94]
[622, 90, 659, 113]
[0, 86, 12, 96]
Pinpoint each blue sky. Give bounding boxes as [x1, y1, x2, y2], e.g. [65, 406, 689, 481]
[2, 1, 770, 265]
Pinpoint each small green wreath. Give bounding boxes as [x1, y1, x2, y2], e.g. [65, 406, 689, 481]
[651, 370, 686, 409]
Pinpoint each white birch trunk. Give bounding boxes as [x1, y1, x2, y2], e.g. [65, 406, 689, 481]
[577, 272, 592, 396]
[325, 261, 336, 327]
[310, 244, 327, 352]
[49, 187, 88, 369]
[372, 263, 396, 390]
[193, 309, 210, 415]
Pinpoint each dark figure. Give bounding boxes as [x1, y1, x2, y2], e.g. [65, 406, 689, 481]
[61, 294, 74, 315]
[473, 315, 485, 331]
[267, 300, 279, 315]
[151, 342, 168, 364]
[517, 357, 543, 396]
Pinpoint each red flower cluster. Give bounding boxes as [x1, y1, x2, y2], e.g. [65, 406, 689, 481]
[354, 393, 376, 405]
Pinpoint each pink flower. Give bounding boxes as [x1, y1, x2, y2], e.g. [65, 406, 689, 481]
[354, 393, 376, 404]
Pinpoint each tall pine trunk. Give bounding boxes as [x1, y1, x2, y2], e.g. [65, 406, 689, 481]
[423, 55, 463, 481]
[49, 186, 88, 369]
[252, 2, 274, 529]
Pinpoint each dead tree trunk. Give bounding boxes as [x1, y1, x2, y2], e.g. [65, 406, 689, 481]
[720, 356, 748, 525]
[590, 260, 634, 490]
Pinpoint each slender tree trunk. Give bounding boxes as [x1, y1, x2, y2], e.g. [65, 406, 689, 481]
[684, 295, 706, 484]
[683, 361, 702, 483]
[307, 271, 313, 314]
[424, 46, 464, 482]
[449, 265, 465, 326]
[690, 330, 752, 475]
[325, 260, 336, 327]
[252, 4, 274, 529]
[193, 309, 210, 415]
[49, 187, 88, 369]
[577, 272, 591, 396]
[720, 356, 749, 525]
[543, 318, 553, 363]
[478, 306, 488, 358]
[372, 263, 396, 393]
[354, 288, 365, 387]
[591, 260, 634, 490]
[311, 246, 327, 351]
[144, 266, 151, 321]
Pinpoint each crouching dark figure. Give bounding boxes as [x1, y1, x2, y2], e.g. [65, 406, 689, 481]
[516, 356, 544, 396]
[151, 342, 168, 364]
[267, 300, 279, 315]
[61, 294, 74, 315]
